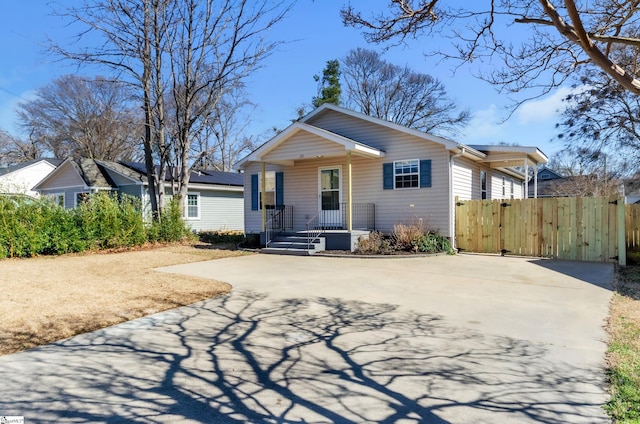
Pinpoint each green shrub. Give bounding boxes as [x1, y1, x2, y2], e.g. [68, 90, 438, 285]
[0, 191, 186, 259]
[198, 230, 244, 245]
[412, 232, 455, 254]
[146, 198, 193, 243]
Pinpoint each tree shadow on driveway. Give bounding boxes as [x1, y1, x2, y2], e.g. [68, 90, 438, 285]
[0, 290, 608, 423]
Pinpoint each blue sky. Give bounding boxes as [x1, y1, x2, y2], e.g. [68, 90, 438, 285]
[0, 1, 568, 159]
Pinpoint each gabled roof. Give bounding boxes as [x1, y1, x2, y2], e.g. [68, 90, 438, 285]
[235, 104, 548, 172]
[0, 158, 63, 177]
[34, 158, 119, 190]
[236, 121, 386, 167]
[301, 103, 462, 151]
[535, 167, 564, 180]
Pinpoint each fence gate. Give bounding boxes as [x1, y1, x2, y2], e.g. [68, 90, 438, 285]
[455, 196, 626, 264]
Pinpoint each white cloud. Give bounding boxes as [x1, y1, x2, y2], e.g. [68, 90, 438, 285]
[515, 86, 585, 125]
[462, 104, 506, 142]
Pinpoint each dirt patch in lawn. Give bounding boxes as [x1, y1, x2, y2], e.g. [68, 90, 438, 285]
[0, 243, 248, 356]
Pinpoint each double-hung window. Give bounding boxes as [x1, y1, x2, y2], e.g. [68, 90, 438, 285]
[50, 193, 65, 207]
[394, 159, 419, 189]
[185, 193, 200, 219]
[480, 171, 487, 200]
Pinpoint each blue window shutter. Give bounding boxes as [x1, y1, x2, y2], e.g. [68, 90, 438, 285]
[420, 160, 432, 188]
[251, 174, 258, 211]
[275, 171, 284, 207]
[383, 163, 393, 190]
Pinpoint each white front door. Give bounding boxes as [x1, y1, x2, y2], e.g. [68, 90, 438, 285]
[318, 166, 342, 228]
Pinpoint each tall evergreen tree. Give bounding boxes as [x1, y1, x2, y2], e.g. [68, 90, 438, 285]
[312, 59, 341, 107]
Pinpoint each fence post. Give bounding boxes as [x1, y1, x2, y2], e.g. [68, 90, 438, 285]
[618, 198, 627, 266]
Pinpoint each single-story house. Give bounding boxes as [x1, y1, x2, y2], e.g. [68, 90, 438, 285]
[235, 103, 548, 253]
[0, 158, 63, 197]
[33, 158, 244, 232]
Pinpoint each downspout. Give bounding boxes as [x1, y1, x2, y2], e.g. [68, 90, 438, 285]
[449, 147, 465, 249]
[261, 162, 266, 232]
[347, 152, 352, 232]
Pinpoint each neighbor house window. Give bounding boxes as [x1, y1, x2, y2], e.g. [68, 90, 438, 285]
[394, 159, 419, 189]
[185, 193, 200, 219]
[50, 193, 65, 207]
[502, 176, 506, 197]
[75, 192, 90, 207]
[258, 171, 276, 209]
[510, 180, 515, 199]
[480, 171, 487, 199]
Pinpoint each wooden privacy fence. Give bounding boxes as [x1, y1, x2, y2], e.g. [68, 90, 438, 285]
[627, 203, 640, 250]
[455, 196, 628, 264]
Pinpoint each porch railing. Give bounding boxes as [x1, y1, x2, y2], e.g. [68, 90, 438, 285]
[265, 205, 293, 247]
[306, 214, 323, 250]
[319, 202, 375, 230]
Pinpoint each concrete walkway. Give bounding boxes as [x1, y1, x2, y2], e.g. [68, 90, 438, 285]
[0, 254, 614, 423]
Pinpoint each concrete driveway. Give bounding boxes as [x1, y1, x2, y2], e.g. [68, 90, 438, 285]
[0, 254, 613, 423]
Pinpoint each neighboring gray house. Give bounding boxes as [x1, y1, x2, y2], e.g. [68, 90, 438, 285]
[235, 103, 548, 253]
[33, 158, 244, 232]
[0, 158, 62, 197]
[624, 178, 640, 204]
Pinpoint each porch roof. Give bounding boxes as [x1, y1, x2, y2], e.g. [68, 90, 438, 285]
[470, 145, 548, 168]
[235, 122, 385, 167]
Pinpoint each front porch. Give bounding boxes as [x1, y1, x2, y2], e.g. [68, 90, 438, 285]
[261, 203, 375, 253]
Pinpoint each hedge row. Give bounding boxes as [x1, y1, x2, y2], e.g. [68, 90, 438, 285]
[0, 193, 191, 258]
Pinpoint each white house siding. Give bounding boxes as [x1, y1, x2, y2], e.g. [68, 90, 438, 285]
[185, 189, 244, 232]
[452, 157, 525, 201]
[244, 135, 452, 236]
[452, 158, 475, 200]
[262, 132, 346, 162]
[0, 161, 57, 197]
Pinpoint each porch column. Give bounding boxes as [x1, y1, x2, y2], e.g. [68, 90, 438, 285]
[261, 162, 266, 231]
[533, 164, 538, 198]
[347, 152, 353, 232]
[524, 157, 529, 199]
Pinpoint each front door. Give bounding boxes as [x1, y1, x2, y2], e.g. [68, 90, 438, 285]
[319, 166, 342, 228]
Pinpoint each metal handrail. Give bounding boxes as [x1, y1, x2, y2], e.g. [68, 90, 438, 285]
[306, 214, 323, 250]
[265, 205, 292, 247]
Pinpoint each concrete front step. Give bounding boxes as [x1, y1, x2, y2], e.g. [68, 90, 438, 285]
[263, 232, 326, 255]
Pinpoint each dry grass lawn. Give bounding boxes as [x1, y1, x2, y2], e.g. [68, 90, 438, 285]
[0, 243, 248, 356]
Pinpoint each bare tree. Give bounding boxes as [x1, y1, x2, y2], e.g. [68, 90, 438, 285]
[191, 90, 257, 171]
[54, 0, 292, 215]
[165, 0, 292, 209]
[51, 0, 183, 217]
[343, 48, 468, 135]
[16, 75, 142, 161]
[341, 1, 640, 99]
[546, 146, 622, 196]
[556, 62, 640, 172]
[0, 130, 42, 166]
